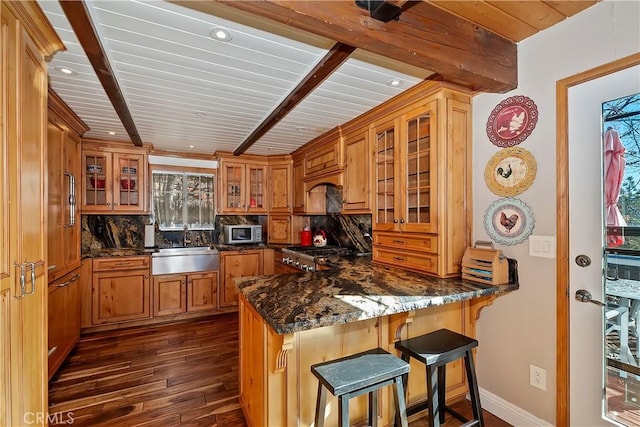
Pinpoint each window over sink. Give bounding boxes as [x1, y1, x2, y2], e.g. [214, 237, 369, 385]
[152, 171, 215, 231]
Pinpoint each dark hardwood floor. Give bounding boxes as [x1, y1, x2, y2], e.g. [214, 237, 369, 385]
[48, 313, 512, 426]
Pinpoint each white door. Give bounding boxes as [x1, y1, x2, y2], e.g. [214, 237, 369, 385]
[569, 65, 640, 425]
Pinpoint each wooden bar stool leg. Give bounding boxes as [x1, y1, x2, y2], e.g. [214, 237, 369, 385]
[438, 365, 446, 424]
[394, 376, 409, 427]
[369, 390, 378, 427]
[315, 382, 327, 427]
[464, 350, 484, 427]
[339, 394, 350, 427]
[426, 365, 438, 427]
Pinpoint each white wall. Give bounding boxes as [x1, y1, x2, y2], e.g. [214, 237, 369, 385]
[472, 1, 640, 424]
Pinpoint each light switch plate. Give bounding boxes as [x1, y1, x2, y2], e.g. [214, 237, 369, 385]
[529, 235, 556, 258]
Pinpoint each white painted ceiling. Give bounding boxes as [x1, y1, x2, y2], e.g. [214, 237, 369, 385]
[39, 0, 427, 156]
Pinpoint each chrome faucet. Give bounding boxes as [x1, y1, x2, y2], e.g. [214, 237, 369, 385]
[183, 225, 191, 247]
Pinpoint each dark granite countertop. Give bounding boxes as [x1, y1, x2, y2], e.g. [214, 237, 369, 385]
[236, 255, 518, 335]
[82, 243, 272, 258]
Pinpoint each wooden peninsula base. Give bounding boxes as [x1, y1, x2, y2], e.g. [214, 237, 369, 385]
[239, 293, 495, 427]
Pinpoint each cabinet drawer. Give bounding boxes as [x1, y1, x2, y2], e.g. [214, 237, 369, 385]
[93, 256, 150, 271]
[374, 232, 438, 254]
[373, 246, 438, 275]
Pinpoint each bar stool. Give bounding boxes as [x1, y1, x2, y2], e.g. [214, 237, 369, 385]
[394, 328, 483, 427]
[311, 348, 410, 427]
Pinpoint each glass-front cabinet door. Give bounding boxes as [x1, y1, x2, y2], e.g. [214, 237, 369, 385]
[82, 150, 112, 211]
[219, 161, 267, 214]
[114, 153, 144, 211]
[221, 162, 245, 213]
[373, 118, 398, 232]
[82, 150, 146, 213]
[402, 102, 437, 233]
[246, 164, 266, 212]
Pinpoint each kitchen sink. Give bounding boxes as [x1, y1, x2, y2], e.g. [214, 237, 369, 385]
[152, 246, 219, 275]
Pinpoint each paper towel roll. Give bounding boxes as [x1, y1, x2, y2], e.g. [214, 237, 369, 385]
[144, 224, 155, 248]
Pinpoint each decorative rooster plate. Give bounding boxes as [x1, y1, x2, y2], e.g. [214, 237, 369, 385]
[484, 198, 535, 245]
[486, 95, 539, 147]
[484, 147, 537, 196]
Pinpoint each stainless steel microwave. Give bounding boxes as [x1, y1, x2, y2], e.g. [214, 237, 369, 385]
[223, 224, 263, 245]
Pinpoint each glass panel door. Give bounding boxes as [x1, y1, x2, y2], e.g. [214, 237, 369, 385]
[374, 120, 396, 231]
[83, 151, 110, 210]
[247, 165, 265, 210]
[224, 164, 244, 210]
[115, 154, 141, 209]
[402, 103, 437, 233]
[602, 93, 640, 425]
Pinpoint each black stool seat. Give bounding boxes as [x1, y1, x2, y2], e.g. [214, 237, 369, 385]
[395, 329, 483, 427]
[311, 348, 410, 427]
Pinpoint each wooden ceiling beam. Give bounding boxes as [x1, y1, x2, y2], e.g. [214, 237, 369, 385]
[233, 42, 356, 156]
[214, 0, 517, 93]
[59, 0, 143, 147]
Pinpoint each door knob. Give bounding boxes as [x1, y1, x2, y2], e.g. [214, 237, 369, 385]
[575, 289, 605, 306]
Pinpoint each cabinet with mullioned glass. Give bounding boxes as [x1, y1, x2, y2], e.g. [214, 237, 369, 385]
[217, 154, 268, 214]
[372, 87, 471, 278]
[81, 144, 147, 213]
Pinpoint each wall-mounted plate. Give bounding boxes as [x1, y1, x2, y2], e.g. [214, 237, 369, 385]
[484, 198, 535, 245]
[484, 147, 537, 196]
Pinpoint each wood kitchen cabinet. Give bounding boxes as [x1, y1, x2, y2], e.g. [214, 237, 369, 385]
[153, 271, 218, 316]
[268, 215, 304, 244]
[291, 153, 305, 213]
[0, 2, 63, 421]
[342, 126, 371, 213]
[92, 256, 151, 324]
[48, 268, 81, 380]
[81, 140, 148, 213]
[268, 156, 292, 213]
[217, 153, 268, 214]
[220, 250, 263, 307]
[48, 88, 88, 283]
[372, 86, 471, 277]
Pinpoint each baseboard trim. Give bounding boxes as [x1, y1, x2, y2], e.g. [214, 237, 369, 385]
[479, 387, 553, 427]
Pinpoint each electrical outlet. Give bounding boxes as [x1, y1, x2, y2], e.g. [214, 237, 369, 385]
[530, 364, 546, 391]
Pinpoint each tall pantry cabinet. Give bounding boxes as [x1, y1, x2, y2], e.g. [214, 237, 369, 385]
[0, 2, 65, 425]
[47, 88, 89, 379]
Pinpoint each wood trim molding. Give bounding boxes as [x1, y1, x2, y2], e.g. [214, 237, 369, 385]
[555, 52, 640, 427]
[4, 1, 65, 59]
[48, 87, 90, 135]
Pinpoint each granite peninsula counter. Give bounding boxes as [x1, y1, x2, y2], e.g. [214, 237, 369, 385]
[236, 255, 517, 427]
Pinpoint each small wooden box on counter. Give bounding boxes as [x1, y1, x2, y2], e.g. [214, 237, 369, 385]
[461, 241, 509, 285]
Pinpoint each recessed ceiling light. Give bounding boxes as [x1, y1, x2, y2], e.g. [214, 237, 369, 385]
[209, 28, 232, 42]
[188, 145, 195, 149]
[194, 111, 208, 116]
[386, 78, 402, 87]
[295, 126, 306, 132]
[54, 66, 77, 76]
[108, 131, 116, 135]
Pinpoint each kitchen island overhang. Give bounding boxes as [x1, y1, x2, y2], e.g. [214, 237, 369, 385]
[236, 255, 517, 427]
